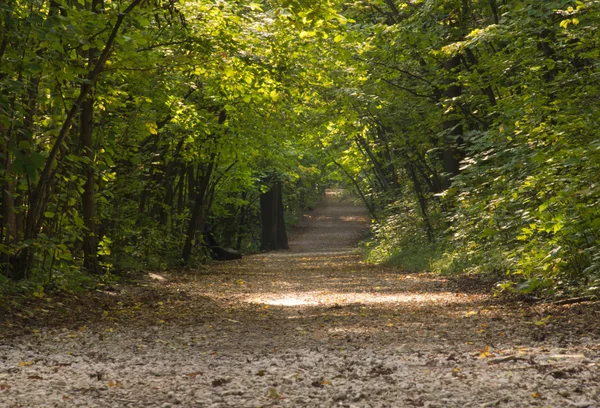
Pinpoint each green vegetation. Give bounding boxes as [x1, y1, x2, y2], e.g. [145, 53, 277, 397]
[352, 0, 600, 298]
[1, 0, 599, 299]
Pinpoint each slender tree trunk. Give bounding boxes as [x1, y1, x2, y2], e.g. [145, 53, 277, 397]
[80, 95, 101, 274]
[78, 0, 105, 275]
[465, 48, 497, 108]
[0, 129, 17, 277]
[441, 55, 463, 186]
[407, 164, 434, 242]
[355, 136, 393, 193]
[488, 0, 499, 24]
[275, 183, 289, 249]
[181, 157, 216, 264]
[235, 191, 248, 250]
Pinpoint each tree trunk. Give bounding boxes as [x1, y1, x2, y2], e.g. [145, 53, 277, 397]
[79, 0, 104, 275]
[407, 164, 434, 242]
[441, 55, 463, 186]
[260, 182, 288, 250]
[0, 127, 17, 278]
[80, 95, 101, 274]
[275, 184, 289, 249]
[355, 136, 394, 194]
[181, 159, 216, 264]
[235, 191, 248, 250]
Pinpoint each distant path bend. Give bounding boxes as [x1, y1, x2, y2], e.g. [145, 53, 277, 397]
[286, 188, 370, 253]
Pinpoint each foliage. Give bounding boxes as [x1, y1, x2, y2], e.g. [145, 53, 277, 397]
[0, 0, 348, 286]
[331, 0, 600, 297]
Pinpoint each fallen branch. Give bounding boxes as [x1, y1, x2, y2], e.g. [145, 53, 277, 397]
[487, 355, 530, 365]
[554, 296, 597, 305]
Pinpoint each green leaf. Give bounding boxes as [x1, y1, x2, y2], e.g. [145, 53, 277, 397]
[481, 228, 498, 238]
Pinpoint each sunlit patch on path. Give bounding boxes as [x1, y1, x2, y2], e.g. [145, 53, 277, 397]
[262, 297, 319, 307]
[247, 291, 483, 307]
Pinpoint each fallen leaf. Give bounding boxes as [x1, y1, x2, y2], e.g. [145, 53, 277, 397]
[185, 371, 203, 378]
[533, 316, 552, 326]
[478, 346, 495, 359]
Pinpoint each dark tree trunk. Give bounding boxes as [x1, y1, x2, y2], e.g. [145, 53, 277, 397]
[260, 182, 288, 250]
[275, 184, 289, 249]
[406, 164, 434, 242]
[0, 128, 17, 277]
[181, 160, 214, 264]
[80, 95, 101, 274]
[441, 55, 463, 186]
[355, 136, 394, 194]
[235, 191, 248, 250]
[79, 0, 104, 275]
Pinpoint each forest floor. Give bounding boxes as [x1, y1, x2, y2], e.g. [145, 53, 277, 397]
[1, 190, 600, 408]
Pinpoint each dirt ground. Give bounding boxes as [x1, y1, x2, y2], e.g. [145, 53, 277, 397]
[1, 190, 599, 407]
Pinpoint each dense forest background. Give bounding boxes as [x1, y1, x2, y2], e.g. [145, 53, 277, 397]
[1, 0, 599, 298]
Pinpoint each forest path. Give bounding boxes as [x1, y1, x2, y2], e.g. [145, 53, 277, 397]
[1, 191, 599, 407]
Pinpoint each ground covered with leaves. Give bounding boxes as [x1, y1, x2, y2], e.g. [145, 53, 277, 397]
[1, 191, 600, 407]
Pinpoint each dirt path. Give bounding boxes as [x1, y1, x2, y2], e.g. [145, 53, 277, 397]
[1, 190, 599, 407]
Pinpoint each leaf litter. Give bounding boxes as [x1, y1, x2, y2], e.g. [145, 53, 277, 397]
[1, 191, 600, 407]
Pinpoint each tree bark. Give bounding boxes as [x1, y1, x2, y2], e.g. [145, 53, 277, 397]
[355, 136, 394, 194]
[181, 160, 214, 264]
[0, 126, 17, 278]
[407, 164, 434, 242]
[80, 95, 101, 274]
[180, 110, 225, 264]
[260, 182, 288, 251]
[441, 55, 463, 186]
